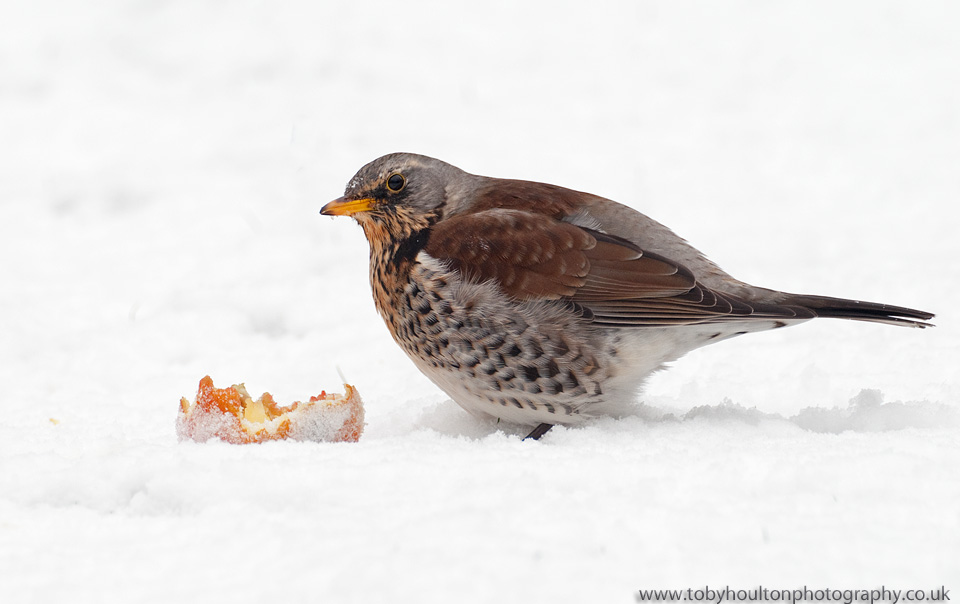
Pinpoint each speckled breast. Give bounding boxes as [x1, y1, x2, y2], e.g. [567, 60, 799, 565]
[374, 253, 611, 424]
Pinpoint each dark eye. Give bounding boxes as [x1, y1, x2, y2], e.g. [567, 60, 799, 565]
[386, 173, 405, 193]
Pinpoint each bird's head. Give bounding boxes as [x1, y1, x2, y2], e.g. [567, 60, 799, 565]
[321, 153, 468, 246]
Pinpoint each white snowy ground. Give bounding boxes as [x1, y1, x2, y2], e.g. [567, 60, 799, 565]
[2, 1, 958, 602]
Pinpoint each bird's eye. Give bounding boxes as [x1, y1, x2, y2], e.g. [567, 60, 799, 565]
[386, 173, 406, 193]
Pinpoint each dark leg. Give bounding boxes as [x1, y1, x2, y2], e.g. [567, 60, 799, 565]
[523, 423, 554, 440]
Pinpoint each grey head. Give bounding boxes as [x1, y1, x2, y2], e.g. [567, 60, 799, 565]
[322, 153, 474, 224]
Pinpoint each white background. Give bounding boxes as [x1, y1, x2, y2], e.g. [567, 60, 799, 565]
[1, 1, 958, 602]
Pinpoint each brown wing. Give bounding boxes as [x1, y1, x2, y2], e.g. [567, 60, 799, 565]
[424, 209, 592, 299]
[424, 209, 813, 326]
[463, 178, 590, 218]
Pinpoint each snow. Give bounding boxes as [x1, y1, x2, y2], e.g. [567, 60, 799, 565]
[2, 1, 959, 601]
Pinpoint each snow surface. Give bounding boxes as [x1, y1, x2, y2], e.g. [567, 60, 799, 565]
[2, 1, 959, 602]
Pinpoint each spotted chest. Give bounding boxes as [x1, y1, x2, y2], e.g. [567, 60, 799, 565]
[369, 250, 611, 423]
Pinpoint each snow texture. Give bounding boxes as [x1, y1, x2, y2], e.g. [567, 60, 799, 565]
[1, 1, 958, 602]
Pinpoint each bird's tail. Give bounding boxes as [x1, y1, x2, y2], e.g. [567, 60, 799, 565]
[783, 294, 934, 328]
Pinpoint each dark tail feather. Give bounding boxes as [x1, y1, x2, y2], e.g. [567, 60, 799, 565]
[785, 294, 934, 328]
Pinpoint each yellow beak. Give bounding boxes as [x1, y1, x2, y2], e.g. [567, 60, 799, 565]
[320, 197, 376, 216]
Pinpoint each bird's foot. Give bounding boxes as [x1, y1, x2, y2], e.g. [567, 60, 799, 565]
[523, 423, 554, 441]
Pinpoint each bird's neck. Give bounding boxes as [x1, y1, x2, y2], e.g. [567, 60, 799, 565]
[363, 225, 433, 324]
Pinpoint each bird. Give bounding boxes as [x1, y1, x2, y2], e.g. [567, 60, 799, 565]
[321, 153, 934, 439]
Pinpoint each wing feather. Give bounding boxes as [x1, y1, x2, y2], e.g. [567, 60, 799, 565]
[424, 208, 809, 325]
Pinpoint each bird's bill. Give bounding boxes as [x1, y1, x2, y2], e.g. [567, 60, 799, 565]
[320, 197, 375, 216]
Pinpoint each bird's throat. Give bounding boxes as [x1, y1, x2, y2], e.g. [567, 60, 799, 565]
[366, 227, 432, 324]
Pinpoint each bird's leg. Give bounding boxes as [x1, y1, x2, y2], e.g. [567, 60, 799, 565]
[523, 423, 554, 440]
